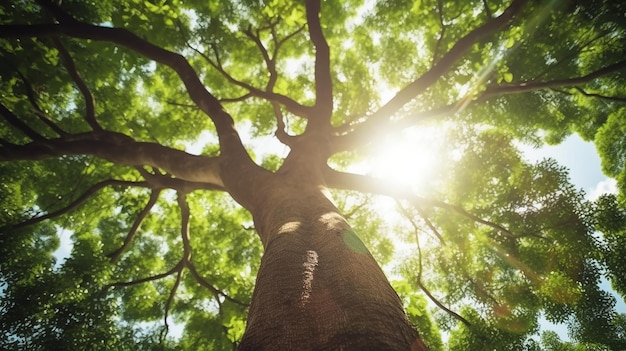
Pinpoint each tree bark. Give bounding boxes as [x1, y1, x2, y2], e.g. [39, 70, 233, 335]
[238, 179, 428, 350]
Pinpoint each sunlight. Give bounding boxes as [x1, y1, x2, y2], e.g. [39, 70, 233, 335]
[368, 126, 445, 194]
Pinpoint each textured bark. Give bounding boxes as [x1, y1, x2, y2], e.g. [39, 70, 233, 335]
[237, 176, 428, 350]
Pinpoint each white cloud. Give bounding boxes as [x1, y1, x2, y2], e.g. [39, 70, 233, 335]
[587, 178, 618, 201]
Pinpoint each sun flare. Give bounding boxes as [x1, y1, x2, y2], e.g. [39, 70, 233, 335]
[368, 126, 444, 194]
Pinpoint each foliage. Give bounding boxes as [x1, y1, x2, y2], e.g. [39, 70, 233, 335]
[1, 0, 626, 349]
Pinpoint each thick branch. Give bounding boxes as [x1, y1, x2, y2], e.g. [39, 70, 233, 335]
[323, 168, 515, 238]
[305, 0, 333, 124]
[0, 131, 224, 186]
[11, 1, 247, 159]
[2, 179, 147, 231]
[138, 167, 224, 192]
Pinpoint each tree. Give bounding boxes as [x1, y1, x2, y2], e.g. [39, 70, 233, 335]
[1, 0, 625, 349]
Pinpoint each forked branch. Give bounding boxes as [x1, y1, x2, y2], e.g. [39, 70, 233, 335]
[17, 0, 247, 158]
[187, 263, 250, 307]
[189, 42, 313, 118]
[335, 0, 528, 149]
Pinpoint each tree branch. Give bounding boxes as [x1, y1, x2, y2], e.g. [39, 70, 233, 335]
[187, 262, 249, 307]
[305, 0, 333, 124]
[571, 87, 626, 104]
[272, 103, 296, 146]
[1, 179, 147, 231]
[0, 131, 224, 186]
[323, 168, 516, 239]
[9, 66, 68, 137]
[107, 189, 161, 262]
[160, 267, 183, 343]
[482, 59, 626, 98]
[337, 56, 626, 143]
[430, 0, 446, 68]
[407, 208, 471, 326]
[332, 0, 528, 151]
[0, 102, 46, 142]
[243, 26, 276, 90]
[397, 200, 446, 245]
[177, 191, 192, 262]
[17, 0, 248, 159]
[51, 37, 101, 131]
[109, 260, 184, 287]
[419, 278, 472, 327]
[189, 42, 312, 118]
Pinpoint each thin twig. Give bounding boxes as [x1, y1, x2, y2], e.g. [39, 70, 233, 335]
[12, 68, 67, 136]
[397, 200, 446, 245]
[160, 267, 184, 343]
[107, 189, 161, 262]
[0, 102, 46, 141]
[431, 0, 446, 67]
[187, 263, 250, 307]
[51, 37, 101, 131]
[2, 179, 149, 231]
[406, 206, 471, 326]
[109, 261, 183, 287]
[573, 87, 626, 104]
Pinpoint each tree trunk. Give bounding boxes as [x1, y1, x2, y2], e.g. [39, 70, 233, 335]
[237, 178, 428, 350]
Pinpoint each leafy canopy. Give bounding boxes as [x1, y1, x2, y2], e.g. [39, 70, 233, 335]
[1, 0, 626, 349]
